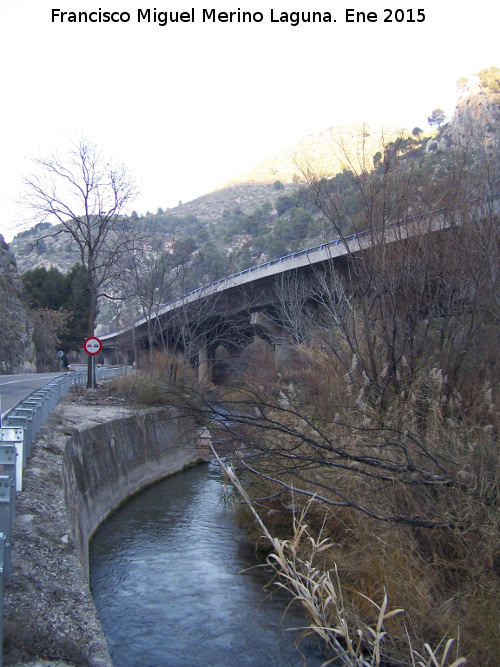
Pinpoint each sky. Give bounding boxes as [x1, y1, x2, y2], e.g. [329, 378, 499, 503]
[0, 0, 499, 243]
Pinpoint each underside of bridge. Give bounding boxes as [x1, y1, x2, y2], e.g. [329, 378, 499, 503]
[106, 221, 462, 384]
[102, 300, 293, 384]
[101, 256, 347, 383]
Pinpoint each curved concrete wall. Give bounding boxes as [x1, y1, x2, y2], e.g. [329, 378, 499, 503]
[61, 407, 210, 579]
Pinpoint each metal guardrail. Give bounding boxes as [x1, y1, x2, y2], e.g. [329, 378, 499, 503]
[177, 192, 499, 299]
[0, 365, 128, 666]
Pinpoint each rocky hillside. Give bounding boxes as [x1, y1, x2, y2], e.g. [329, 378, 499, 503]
[0, 235, 34, 372]
[158, 123, 406, 220]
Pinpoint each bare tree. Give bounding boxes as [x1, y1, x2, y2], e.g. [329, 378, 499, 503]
[162, 275, 252, 385]
[22, 139, 138, 386]
[117, 226, 176, 376]
[292, 127, 500, 402]
[274, 272, 312, 346]
[160, 375, 471, 531]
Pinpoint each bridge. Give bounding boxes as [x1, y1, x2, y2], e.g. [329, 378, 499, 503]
[100, 231, 351, 375]
[99, 200, 483, 382]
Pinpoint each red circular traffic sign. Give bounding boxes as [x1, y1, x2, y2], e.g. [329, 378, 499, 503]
[83, 336, 102, 356]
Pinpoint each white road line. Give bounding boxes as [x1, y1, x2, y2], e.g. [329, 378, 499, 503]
[0, 376, 56, 386]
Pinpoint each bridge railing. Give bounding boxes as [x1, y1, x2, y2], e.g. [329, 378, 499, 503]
[171, 191, 500, 300]
[170, 203, 452, 302]
[0, 365, 128, 666]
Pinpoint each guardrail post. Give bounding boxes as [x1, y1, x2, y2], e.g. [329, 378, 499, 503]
[0, 478, 12, 578]
[11, 408, 33, 456]
[32, 391, 49, 422]
[0, 428, 24, 492]
[2, 415, 30, 464]
[21, 399, 42, 437]
[0, 446, 17, 523]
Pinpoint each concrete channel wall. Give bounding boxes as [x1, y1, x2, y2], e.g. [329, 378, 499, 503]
[3, 396, 210, 666]
[62, 407, 211, 581]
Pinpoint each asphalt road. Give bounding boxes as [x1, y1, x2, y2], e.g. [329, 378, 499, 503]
[0, 372, 65, 418]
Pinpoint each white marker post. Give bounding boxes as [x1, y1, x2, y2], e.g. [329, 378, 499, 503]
[83, 336, 102, 389]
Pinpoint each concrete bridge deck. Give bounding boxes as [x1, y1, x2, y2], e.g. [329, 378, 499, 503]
[100, 205, 449, 350]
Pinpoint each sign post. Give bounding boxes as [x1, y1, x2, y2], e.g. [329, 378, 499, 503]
[83, 337, 102, 389]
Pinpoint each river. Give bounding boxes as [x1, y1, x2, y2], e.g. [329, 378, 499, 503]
[90, 460, 327, 666]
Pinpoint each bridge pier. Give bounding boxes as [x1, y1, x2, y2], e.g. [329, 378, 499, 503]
[198, 344, 215, 384]
[250, 311, 292, 363]
[102, 350, 115, 367]
[102, 347, 132, 367]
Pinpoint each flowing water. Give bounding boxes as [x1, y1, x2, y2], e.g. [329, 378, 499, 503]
[90, 460, 327, 667]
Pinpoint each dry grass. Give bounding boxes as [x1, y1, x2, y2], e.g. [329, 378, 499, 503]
[218, 449, 466, 667]
[213, 345, 500, 666]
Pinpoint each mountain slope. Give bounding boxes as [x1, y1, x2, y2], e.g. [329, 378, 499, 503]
[10, 123, 407, 275]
